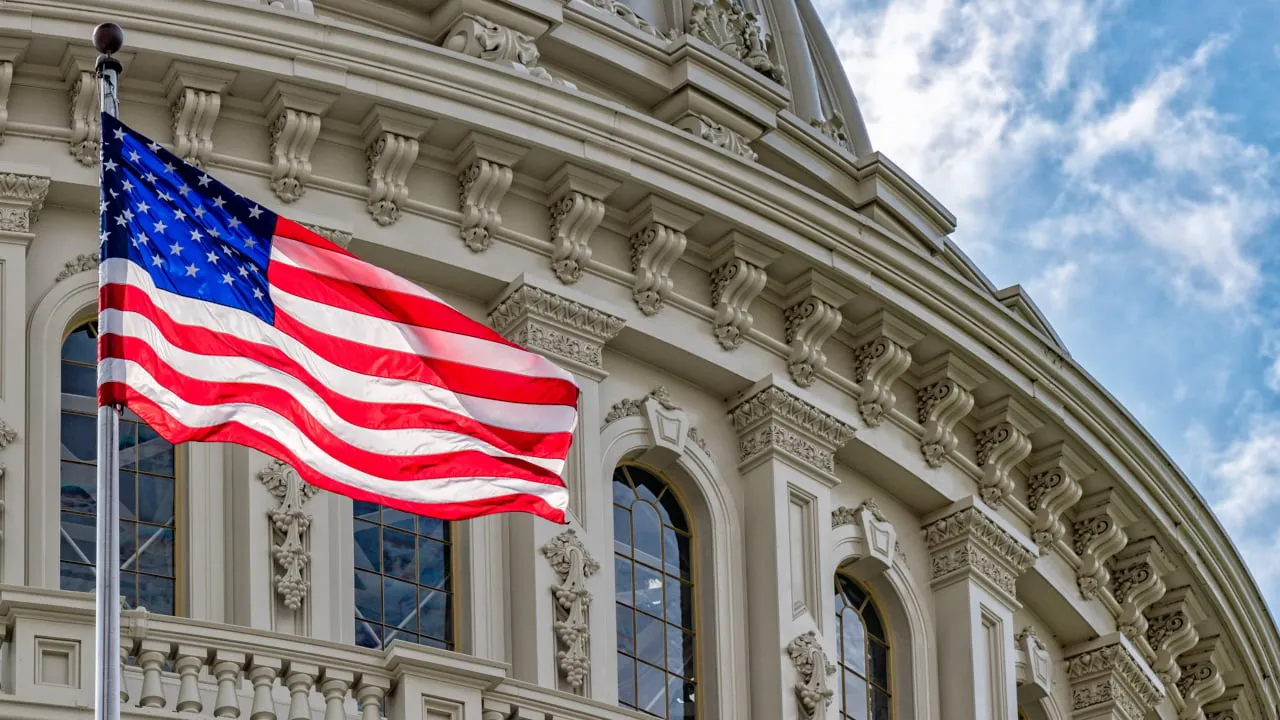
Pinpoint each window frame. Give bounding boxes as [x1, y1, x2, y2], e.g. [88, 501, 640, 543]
[835, 572, 893, 720]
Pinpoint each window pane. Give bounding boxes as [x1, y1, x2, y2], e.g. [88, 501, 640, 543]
[353, 502, 453, 651]
[871, 688, 890, 720]
[841, 608, 866, 674]
[633, 502, 663, 568]
[667, 675, 695, 720]
[836, 574, 891, 720]
[636, 662, 667, 717]
[616, 556, 635, 606]
[869, 640, 889, 688]
[843, 671, 868, 720]
[617, 605, 636, 654]
[635, 612, 666, 667]
[614, 506, 633, 553]
[617, 653, 637, 707]
[61, 413, 96, 462]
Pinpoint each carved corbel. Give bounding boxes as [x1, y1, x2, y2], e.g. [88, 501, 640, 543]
[1110, 538, 1172, 656]
[707, 231, 779, 349]
[851, 310, 922, 427]
[687, 0, 786, 86]
[541, 529, 599, 692]
[545, 163, 619, 284]
[728, 381, 855, 485]
[162, 62, 237, 168]
[972, 397, 1040, 506]
[1026, 442, 1090, 553]
[360, 106, 431, 227]
[1064, 634, 1163, 720]
[785, 631, 835, 720]
[298, 223, 353, 250]
[832, 499, 896, 574]
[1202, 686, 1247, 720]
[264, 83, 336, 203]
[782, 270, 851, 388]
[603, 386, 708, 456]
[1176, 639, 1227, 720]
[1015, 627, 1053, 704]
[60, 46, 106, 165]
[442, 16, 573, 88]
[674, 113, 758, 161]
[258, 460, 318, 611]
[1145, 586, 1204, 688]
[915, 352, 984, 468]
[488, 280, 624, 380]
[627, 195, 700, 315]
[0, 39, 27, 144]
[922, 496, 1037, 608]
[1072, 489, 1133, 600]
[0, 172, 50, 236]
[453, 133, 526, 253]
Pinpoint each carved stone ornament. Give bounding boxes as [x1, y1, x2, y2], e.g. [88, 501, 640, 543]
[454, 134, 524, 252]
[67, 68, 101, 164]
[782, 272, 849, 388]
[1175, 640, 1226, 720]
[56, 252, 101, 281]
[0, 420, 16, 449]
[1144, 587, 1202, 688]
[1026, 443, 1087, 554]
[0, 57, 13, 145]
[1109, 538, 1171, 656]
[921, 498, 1037, 606]
[488, 282, 624, 378]
[443, 16, 574, 88]
[629, 223, 686, 315]
[1072, 490, 1129, 601]
[546, 165, 618, 285]
[267, 98, 327, 203]
[915, 353, 983, 468]
[851, 312, 921, 428]
[729, 384, 855, 482]
[786, 631, 836, 720]
[1015, 626, 1053, 700]
[258, 460, 319, 611]
[604, 386, 708, 453]
[1202, 686, 1246, 720]
[163, 63, 236, 169]
[365, 131, 419, 227]
[1064, 636, 1163, 720]
[707, 232, 778, 350]
[972, 397, 1039, 507]
[298, 223, 353, 249]
[541, 529, 600, 692]
[811, 113, 852, 153]
[832, 499, 896, 574]
[0, 172, 50, 233]
[675, 113, 757, 161]
[582, 0, 675, 40]
[687, 0, 786, 86]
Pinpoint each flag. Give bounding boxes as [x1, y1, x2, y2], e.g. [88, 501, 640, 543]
[96, 113, 580, 523]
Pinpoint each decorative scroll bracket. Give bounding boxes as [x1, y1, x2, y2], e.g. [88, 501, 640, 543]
[915, 352, 984, 468]
[851, 310, 922, 428]
[258, 460, 318, 611]
[627, 195, 700, 316]
[541, 529, 600, 693]
[545, 163, 619, 284]
[972, 396, 1040, 507]
[264, 82, 336, 204]
[707, 231, 779, 350]
[162, 61, 237, 168]
[453, 133, 526, 253]
[786, 631, 835, 720]
[782, 270, 851, 388]
[360, 106, 431, 227]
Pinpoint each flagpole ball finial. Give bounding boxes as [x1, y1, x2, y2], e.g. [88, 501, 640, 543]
[92, 22, 124, 55]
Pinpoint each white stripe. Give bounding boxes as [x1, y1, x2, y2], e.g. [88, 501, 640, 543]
[101, 357, 570, 513]
[103, 317, 566, 475]
[102, 258, 576, 435]
[270, 237, 575, 383]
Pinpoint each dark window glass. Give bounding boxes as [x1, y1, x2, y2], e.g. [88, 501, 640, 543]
[614, 465, 695, 719]
[59, 322, 178, 615]
[836, 574, 891, 720]
[352, 501, 453, 650]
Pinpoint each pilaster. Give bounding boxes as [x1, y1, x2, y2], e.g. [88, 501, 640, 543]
[972, 396, 1041, 507]
[915, 351, 984, 468]
[1064, 633, 1163, 720]
[626, 195, 700, 316]
[781, 270, 852, 388]
[264, 82, 337, 203]
[1025, 442, 1090, 554]
[1145, 586, 1205, 687]
[922, 495, 1037, 720]
[706, 231, 780, 350]
[453, 133, 527, 253]
[545, 163, 619, 284]
[850, 310, 922, 427]
[727, 377, 853, 720]
[162, 61, 238, 168]
[360, 106, 432, 227]
[1109, 537, 1173, 657]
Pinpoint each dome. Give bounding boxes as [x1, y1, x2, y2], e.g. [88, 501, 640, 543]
[1, 1, 1276, 720]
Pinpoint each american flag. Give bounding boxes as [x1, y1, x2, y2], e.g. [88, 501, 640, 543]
[96, 113, 579, 523]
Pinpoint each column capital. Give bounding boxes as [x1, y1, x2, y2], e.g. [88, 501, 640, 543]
[0, 172, 49, 240]
[921, 496, 1036, 607]
[487, 276, 624, 380]
[1064, 633, 1163, 720]
[728, 377, 854, 484]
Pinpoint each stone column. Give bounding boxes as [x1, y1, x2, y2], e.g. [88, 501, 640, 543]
[728, 376, 855, 720]
[1064, 633, 1163, 720]
[488, 274, 624, 692]
[922, 495, 1037, 720]
[0, 172, 48, 584]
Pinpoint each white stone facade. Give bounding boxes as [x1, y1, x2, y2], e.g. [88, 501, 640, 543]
[0, 1, 1276, 720]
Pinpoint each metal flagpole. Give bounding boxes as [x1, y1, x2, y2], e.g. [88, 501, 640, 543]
[92, 21, 125, 720]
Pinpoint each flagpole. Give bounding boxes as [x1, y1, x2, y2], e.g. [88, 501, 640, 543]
[92, 21, 125, 720]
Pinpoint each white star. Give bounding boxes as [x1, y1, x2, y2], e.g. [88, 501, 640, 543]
[143, 172, 158, 184]
[163, 162, 175, 174]
[152, 220, 168, 234]
[134, 232, 150, 247]
[168, 240, 184, 256]
[243, 236, 257, 249]
[221, 272, 234, 285]
[108, 188, 119, 199]
[252, 287, 265, 300]
[158, 191, 173, 203]
[177, 184, 191, 197]
[136, 201, 150, 214]
[208, 228, 220, 238]
[206, 250, 220, 264]
[113, 127, 125, 141]
[173, 209, 187, 222]
[248, 205, 263, 219]
[127, 150, 141, 163]
[185, 264, 199, 277]
[197, 174, 212, 187]
[121, 208, 134, 221]
[150, 254, 165, 267]
[238, 265, 250, 277]
[212, 196, 226, 209]
[114, 214, 128, 227]
[148, 140, 162, 152]
[190, 229, 203, 242]
[193, 206, 206, 218]
[99, 230, 109, 244]
[122, 179, 134, 193]
[228, 217, 242, 230]
[100, 200, 109, 213]
[104, 159, 118, 172]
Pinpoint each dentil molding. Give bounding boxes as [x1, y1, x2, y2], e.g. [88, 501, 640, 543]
[921, 496, 1037, 607]
[361, 106, 431, 227]
[258, 460, 318, 611]
[915, 352, 984, 468]
[1026, 442, 1089, 554]
[541, 529, 599, 693]
[604, 386, 708, 454]
[850, 310, 921, 428]
[785, 631, 835, 720]
[728, 381, 855, 483]
[627, 196, 699, 316]
[1064, 634, 1163, 720]
[488, 280, 625, 379]
[0, 172, 50, 234]
[454, 133, 526, 253]
[972, 396, 1040, 507]
[707, 231, 779, 350]
[781, 270, 850, 388]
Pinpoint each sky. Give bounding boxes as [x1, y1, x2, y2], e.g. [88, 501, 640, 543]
[813, 0, 1280, 613]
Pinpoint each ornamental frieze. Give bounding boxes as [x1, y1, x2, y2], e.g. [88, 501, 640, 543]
[729, 384, 854, 481]
[488, 283, 624, 377]
[922, 498, 1036, 604]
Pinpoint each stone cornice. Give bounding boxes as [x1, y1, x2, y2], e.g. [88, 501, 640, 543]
[1064, 634, 1163, 720]
[921, 496, 1037, 608]
[487, 276, 624, 380]
[727, 378, 854, 484]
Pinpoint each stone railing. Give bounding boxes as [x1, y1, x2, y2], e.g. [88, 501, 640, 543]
[0, 587, 645, 720]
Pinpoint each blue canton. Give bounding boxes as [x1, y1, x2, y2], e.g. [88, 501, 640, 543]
[100, 113, 279, 326]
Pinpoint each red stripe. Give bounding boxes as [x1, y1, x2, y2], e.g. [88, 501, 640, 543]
[269, 260, 526, 350]
[102, 334, 571, 482]
[100, 382, 566, 524]
[274, 217, 354, 255]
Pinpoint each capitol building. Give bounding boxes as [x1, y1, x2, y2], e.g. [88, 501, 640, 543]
[0, 0, 1275, 719]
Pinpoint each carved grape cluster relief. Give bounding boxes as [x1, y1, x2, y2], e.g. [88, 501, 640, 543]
[542, 529, 600, 692]
[258, 460, 318, 611]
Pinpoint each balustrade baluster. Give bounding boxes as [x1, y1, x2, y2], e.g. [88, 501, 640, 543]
[174, 645, 207, 713]
[212, 650, 247, 719]
[249, 657, 283, 720]
[137, 640, 171, 708]
[285, 662, 319, 720]
[355, 674, 392, 720]
[319, 669, 354, 720]
[119, 645, 131, 704]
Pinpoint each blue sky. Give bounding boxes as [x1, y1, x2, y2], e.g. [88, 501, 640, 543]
[816, 0, 1280, 610]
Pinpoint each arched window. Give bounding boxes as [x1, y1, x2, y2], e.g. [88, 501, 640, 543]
[613, 464, 696, 719]
[59, 321, 179, 615]
[836, 574, 890, 720]
[352, 501, 453, 650]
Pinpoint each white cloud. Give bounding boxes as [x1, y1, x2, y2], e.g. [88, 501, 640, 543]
[1026, 261, 1079, 316]
[1205, 416, 1280, 606]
